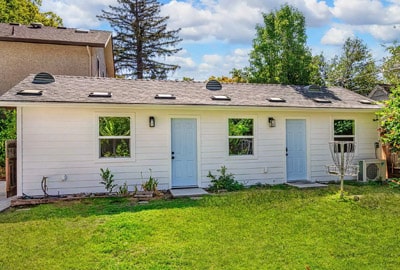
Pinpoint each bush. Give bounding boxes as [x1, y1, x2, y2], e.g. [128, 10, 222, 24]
[141, 169, 159, 192]
[118, 181, 129, 196]
[100, 168, 117, 193]
[207, 166, 244, 192]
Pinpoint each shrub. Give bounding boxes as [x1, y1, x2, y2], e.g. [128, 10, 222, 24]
[100, 168, 117, 193]
[118, 181, 129, 196]
[141, 169, 159, 192]
[207, 165, 244, 192]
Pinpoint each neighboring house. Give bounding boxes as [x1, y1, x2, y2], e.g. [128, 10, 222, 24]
[368, 84, 393, 101]
[0, 22, 114, 95]
[0, 74, 382, 197]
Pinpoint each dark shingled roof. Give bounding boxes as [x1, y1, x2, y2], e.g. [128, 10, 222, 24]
[0, 23, 111, 47]
[0, 74, 381, 110]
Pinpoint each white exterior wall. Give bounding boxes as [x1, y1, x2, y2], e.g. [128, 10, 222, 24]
[17, 105, 380, 196]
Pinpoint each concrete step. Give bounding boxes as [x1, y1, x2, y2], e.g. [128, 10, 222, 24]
[170, 188, 209, 198]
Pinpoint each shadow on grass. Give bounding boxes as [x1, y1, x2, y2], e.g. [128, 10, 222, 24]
[0, 184, 395, 224]
[0, 196, 204, 224]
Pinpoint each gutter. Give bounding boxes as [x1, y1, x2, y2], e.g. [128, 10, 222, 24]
[86, 46, 92, 76]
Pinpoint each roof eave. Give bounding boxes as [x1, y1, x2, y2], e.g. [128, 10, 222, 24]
[0, 100, 382, 112]
[0, 37, 107, 47]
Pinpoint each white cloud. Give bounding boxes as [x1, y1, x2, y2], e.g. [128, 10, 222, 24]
[331, 0, 400, 25]
[170, 47, 250, 80]
[161, 0, 262, 43]
[41, 0, 117, 28]
[162, 0, 332, 43]
[166, 49, 197, 69]
[367, 24, 400, 42]
[294, 0, 333, 27]
[321, 27, 354, 45]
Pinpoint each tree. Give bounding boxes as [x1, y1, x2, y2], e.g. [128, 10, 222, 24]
[377, 86, 400, 152]
[229, 68, 248, 83]
[309, 53, 328, 86]
[98, 0, 182, 79]
[382, 42, 400, 85]
[248, 4, 312, 85]
[326, 37, 379, 95]
[0, 109, 16, 168]
[0, 0, 62, 26]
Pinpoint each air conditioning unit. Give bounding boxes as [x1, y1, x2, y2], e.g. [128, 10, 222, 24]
[358, 159, 387, 181]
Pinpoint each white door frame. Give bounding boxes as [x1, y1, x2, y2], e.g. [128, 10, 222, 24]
[169, 116, 201, 188]
[285, 118, 310, 182]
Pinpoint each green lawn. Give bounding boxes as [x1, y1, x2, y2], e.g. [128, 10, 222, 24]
[0, 184, 400, 269]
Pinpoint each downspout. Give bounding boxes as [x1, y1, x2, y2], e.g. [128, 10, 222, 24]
[17, 107, 23, 197]
[86, 46, 92, 76]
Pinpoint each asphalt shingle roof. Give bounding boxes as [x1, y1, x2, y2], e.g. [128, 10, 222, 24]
[0, 23, 111, 47]
[0, 74, 381, 110]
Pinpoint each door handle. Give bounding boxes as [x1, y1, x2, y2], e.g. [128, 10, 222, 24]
[171, 152, 175, 159]
[286, 147, 288, 156]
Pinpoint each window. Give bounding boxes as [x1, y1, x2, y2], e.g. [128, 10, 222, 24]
[333, 119, 355, 152]
[98, 116, 131, 158]
[228, 118, 254, 156]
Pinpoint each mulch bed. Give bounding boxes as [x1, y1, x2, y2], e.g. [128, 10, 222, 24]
[11, 190, 171, 207]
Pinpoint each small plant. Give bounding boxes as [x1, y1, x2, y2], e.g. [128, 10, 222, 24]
[100, 168, 117, 193]
[118, 181, 129, 196]
[207, 165, 244, 192]
[141, 169, 159, 192]
[388, 178, 400, 189]
[0, 167, 5, 179]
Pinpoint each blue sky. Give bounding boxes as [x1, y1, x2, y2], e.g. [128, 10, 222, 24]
[41, 0, 400, 80]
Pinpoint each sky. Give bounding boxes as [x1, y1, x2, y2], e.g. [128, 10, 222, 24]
[40, 0, 400, 81]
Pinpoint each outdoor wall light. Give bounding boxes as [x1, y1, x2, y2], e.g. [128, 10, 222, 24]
[268, 117, 276, 128]
[149, 116, 155, 128]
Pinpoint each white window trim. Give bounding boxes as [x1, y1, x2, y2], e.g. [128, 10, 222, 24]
[333, 119, 356, 142]
[227, 117, 256, 159]
[332, 118, 357, 155]
[95, 113, 135, 163]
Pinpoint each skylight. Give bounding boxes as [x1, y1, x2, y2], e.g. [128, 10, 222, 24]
[155, 94, 176, 99]
[211, 95, 230, 101]
[17, 90, 43, 96]
[88, 92, 112, 98]
[75, 29, 90, 33]
[359, 99, 374, 105]
[313, 98, 331, 103]
[268, 97, 286, 102]
[304, 85, 322, 92]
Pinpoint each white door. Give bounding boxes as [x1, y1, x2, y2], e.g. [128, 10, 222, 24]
[171, 118, 198, 187]
[286, 119, 307, 181]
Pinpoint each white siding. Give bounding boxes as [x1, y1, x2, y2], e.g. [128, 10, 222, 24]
[17, 106, 379, 196]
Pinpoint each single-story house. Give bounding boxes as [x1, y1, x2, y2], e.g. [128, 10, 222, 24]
[368, 84, 393, 101]
[0, 73, 382, 197]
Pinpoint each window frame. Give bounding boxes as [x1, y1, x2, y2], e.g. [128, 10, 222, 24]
[332, 119, 356, 153]
[333, 119, 355, 142]
[227, 117, 255, 157]
[96, 113, 135, 161]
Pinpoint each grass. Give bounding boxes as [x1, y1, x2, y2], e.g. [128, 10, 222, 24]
[0, 184, 400, 269]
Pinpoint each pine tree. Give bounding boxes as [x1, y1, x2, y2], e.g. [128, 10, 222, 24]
[98, 0, 182, 79]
